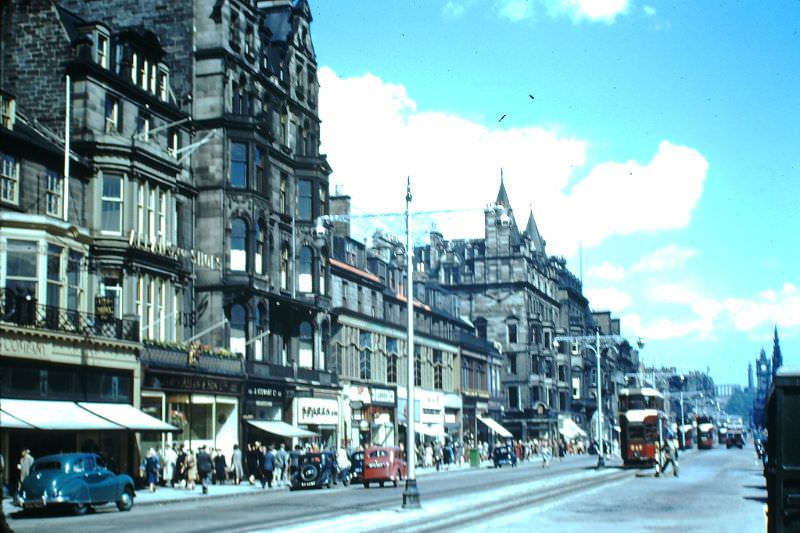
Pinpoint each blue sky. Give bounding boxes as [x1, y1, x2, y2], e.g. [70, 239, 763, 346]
[310, 0, 800, 387]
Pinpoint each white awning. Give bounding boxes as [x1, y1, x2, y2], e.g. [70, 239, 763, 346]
[477, 415, 513, 438]
[413, 423, 446, 437]
[559, 418, 587, 439]
[248, 420, 317, 438]
[0, 409, 34, 429]
[78, 402, 178, 432]
[0, 399, 123, 430]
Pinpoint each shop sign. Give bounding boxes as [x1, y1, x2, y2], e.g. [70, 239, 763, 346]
[0, 336, 48, 357]
[445, 413, 457, 424]
[296, 398, 339, 425]
[147, 373, 241, 395]
[345, 385, 371, 404]
[94, 296, 115, 321]
[128, 230, 222, 271]
[370, 387, 396, 406]
[246, 384, 286, 400]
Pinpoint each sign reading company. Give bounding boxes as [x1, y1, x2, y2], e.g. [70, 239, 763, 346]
[296, 398, 339, 426]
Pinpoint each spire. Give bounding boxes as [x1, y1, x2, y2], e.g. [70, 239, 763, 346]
[772, 325, 783, 376]
[525, 209, 546, 252]
[496, 169, 510, 207]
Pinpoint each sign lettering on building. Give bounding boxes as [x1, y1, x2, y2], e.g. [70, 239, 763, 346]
[246, 386, 286, 400]
[129, 230, 222, 271]
[0, 337, 48, 357]
[148, 373, 241, 395]
[95, 296, 115, 321]
[295, 398, 338, 425]
[370, 387, 396, 406]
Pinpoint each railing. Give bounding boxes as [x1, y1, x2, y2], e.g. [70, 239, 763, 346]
[0, 289, 139, 342]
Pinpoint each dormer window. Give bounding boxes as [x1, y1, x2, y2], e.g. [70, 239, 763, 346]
[130, 52, 138, 84]
[167, 129, 180, 158]
[157, 66, 169, 102]
[104, 94, 122, 134]
[136, 111, 153, 142]
[0, 152, 19, 205]
[96, 33, 109, 69]
[139, 58, 148, 90]
[0, 93, 15, 130]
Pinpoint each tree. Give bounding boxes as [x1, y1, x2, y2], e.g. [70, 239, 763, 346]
[725, 388, 755, 421]
[772, 325, 783, 376]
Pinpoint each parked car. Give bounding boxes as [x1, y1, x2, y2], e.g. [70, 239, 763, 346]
[350, 450, 365, 483]
[727, 431, 745, 449]
[15, 453, 135, 515]
[288, 451, 337, 490]
[492, 443, 517, 468]
[362, 446, 407, 488]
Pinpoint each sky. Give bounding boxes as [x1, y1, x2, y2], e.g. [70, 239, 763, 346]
[309, 0, 800, 387]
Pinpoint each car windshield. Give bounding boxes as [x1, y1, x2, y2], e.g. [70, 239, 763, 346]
[368, 450, 388, 458]
[32, 461, 62, 473]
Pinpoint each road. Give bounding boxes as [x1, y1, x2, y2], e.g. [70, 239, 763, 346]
[6, 447, 766, 532]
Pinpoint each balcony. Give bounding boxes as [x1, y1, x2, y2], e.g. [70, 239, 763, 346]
[0, 289, 138, 342]
[141, 345, 245, 377]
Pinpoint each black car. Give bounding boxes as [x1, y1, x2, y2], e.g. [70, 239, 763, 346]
[350, 450, 365, 483]
[726, 431, 745, 449]
[492, 444, 517, 468]
[288, 451, 337, 490]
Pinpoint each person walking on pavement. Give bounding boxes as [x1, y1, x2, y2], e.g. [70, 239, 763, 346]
[657, 436, 679, 477]
[163, 444, 177, 487]
[144, 448, 160, 492]
[175, 444, 187, 488]
[197, 446, 213, 494]
[277, 443, 290, 485]
[261, 444, 275, 488]
[185, 448, 198, 491]
[434, 441, 443, 472]
[247, 443, 260, 485]
[17, 448, 34, 492]
[232, 444, 244, 485]
[213, 449, 227, 485]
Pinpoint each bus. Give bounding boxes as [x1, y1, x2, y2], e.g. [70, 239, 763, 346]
[618, 387, 668, 467]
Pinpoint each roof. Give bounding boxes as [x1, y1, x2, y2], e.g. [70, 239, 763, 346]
[329, 257, 381, 283]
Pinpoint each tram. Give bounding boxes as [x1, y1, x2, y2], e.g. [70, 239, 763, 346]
[618, 387, 668, 467]
[696, 415, 716, 449]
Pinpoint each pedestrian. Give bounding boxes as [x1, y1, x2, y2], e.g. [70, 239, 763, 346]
[185, 448, 198, 491]
[246, 443, 260, 485]
[163, 444, 177, 487]
[232, 444, 244, 485]
[175, 444, 187, 488]
[277, 443, 290, 485]
[261, 444, 275, 488]
[144, 448, 160, 492]
[434, 441, 443, 472]
[197, 446, 213, 494]
[657, 437, 679, 477]
[335, 442, 351, 484]
[273, 444, 286, 486]
[541, 441, 552, 468]
[213, 449, 227, 485]
[17, 448, 34, 491]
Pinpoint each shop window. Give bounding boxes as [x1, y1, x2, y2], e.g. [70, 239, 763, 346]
[299, 321, 313, 368]
[229, 304, 246, 357]
[1, 152, 19, 204]
[297, 179, 311, 220]
[230, 218, 247, 271]
[230, 141, 247, 188]
[298, 245, 312, 292]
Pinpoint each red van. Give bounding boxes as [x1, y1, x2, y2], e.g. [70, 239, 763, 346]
[362, 446, 407, 488]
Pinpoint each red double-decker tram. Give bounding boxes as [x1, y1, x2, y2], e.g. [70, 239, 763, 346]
[696, 415, 716, 449]
[619, 387, 668, 467]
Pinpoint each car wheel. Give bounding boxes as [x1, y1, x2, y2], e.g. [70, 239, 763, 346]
[363, 482, 369, 489]
[73, 503, 89, 516]
[116, 487, 134, 512]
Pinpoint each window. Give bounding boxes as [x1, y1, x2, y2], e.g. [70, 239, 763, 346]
[101, 175, 123, 234]
[507, 321, 517, 344]
[46, 245, 62, 308]
[157, 68, 169, 102]
[299, 245, 312, 292]
[229, 8, 241, 49]
[139, 58, 148, 89]
[136, 182, 145, 239]
[136, 111, 153, 141]
[253, 304, 266, 362]
[299, 321, 313, 368]
[147, 187, 156, 243]
[279, 173, 288, 214]
[1, 93, 15, 129]
[100, 279, 122, 319]
[255, 220, 266, 275]
[298, 179, 312, 220]
[104, 95, 121, 134]
[414, 348, 422, 386]
[255, 146, 266, 192]
[230, 218, 247, 271]
[130, 51, 138, 83]
[319, 253, 327, 296]
[544, 331, 551, 349]
[359, 347, 371, 380]
[230, 142, 247, 188]
[474, 317, 487, 340]
[244, 25, 254, 57]
[167, 129, 180, 157]
[1, 153, 19, 204]
[433, 350, 443, 390]
[46, 171, 62, 217]
[229, 304, 246, 356]
[96, 34, 109, 69]
[558, 365, 567, 382]
[280, 245, 289, 290]
[319, 184, 327, 216]
[280, 109, 288, 145]
[508, 386, 519, 410]
[572, 376, 581, 399]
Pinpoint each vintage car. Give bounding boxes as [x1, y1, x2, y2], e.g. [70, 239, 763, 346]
[727, 431, 745, 449]
[362, 446, 407, 488]
[15, 453, 135, 515]
[349, 450, 365, 483]
[288, 451, 337, 490]
[492, 443, 518, 468]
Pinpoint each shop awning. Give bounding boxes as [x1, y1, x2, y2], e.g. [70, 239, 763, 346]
[477, 416, 513, 438]
[0, 409, 34, 429]
[558, 418, 587, 440]
[0, 399, 123, 430]
[414, 423, 446, 437]
[78, 402, 178, 432]
[247, 420, 317, 438]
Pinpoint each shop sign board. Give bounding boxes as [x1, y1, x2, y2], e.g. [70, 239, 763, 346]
[370, 387, 396, 406]
[296, 398, 339, 425]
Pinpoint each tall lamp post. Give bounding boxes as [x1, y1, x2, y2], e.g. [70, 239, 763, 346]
[555, 330, 623, 468]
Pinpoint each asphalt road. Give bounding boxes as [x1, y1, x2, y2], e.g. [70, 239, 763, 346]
[5, 447, 766, 532]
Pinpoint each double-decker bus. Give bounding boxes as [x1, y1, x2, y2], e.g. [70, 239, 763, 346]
[618, 387, 668, 467]
[696, 415, 716, 449]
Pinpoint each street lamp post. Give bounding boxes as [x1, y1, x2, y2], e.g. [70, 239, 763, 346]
[402, 177, 421, 509]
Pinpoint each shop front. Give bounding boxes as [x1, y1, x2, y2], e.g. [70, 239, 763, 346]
[397, 387, 445, 446]
[444, 392, 463, 444]
[293, 396, 339, 450]
[344, 385, 398, 448]
[241, 380, 312, 447]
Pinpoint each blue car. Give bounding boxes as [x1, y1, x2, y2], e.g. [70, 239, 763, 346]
[492, 444, 517, 468]
[288, 451, 338, 490]
[15, 453, 135, 515]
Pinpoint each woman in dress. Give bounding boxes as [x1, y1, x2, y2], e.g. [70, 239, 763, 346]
[185, 449, 198, 490]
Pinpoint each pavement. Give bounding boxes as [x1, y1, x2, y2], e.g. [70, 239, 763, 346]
[1, 457, 508, 515]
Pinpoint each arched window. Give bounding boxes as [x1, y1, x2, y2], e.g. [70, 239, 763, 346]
[230, 218, 247, 271]
[255, 219, 267, 275]
[299, 321, 313, 368]
[280, 243, 289, 290]
[230, 304, 247, 357]
[318, 251, 327, 296]
[254, 303, 267, 362]
[299, 245, 312, 292]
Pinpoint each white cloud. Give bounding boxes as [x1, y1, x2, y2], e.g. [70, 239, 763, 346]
[724, 283, 800, 332]
[443, 0, 474, 18]
[497, 0, 629, 23]
[648, 283, 701, 305]
[632, 245, 698, 273]
[643, 5, 656, 17]
[319, 67, 709, 255]
[622, 313, 712, 341]
[585, 287, 631, 312]
[586, 261, 625, 281]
